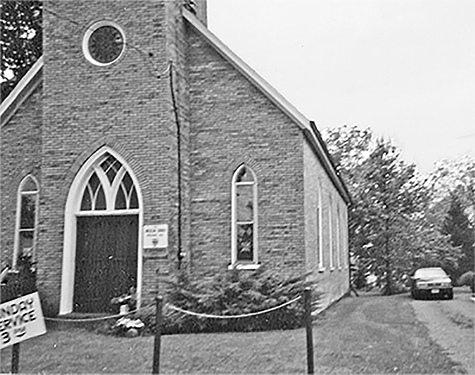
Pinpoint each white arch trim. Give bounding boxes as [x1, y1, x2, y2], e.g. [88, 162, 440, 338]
[13, 175, 40, 270]
[230, 164, 259, 269]
[59, 147, 143, 315]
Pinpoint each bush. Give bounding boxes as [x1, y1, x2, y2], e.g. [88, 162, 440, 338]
[0, 254, 36, 303]
[136, 267, 319, 335]
[458, 271, 475, 293]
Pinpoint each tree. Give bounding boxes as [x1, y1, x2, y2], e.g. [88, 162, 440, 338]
[355, 140, 426, 294]
[322, 124, 375, 174]
[323, 125, 461, 294]
[426, 156, 475, 224]
[0, 0, 42, 101]
[442, 193, 475, 276]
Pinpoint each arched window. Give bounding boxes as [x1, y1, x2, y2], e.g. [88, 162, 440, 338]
[13, 175, 39, 270]
[328, 195, 334, 270]
[317, 184, 324, 271]
[231, 165, 258, 269]
[79, 152, 139, 213]
[336, 204, 341, 269]
[342, 206, 349, 269]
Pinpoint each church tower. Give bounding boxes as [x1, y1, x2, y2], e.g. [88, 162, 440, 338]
[2, 0, 352, 317]
[39, 0, 205, 314]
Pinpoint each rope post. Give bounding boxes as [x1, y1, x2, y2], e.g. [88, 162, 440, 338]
[152, 296, 163, 374]
[304, 288, 314, 374]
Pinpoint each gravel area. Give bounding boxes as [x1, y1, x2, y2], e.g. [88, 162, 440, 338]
[411, 287, 475, 373]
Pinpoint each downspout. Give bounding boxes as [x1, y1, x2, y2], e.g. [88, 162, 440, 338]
[168, 60, 183, 270]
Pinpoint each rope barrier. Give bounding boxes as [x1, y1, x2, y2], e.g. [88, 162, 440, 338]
[44, 304, 155, 323]
[166, 295, 302, 320]
[43, 295, 303, 323]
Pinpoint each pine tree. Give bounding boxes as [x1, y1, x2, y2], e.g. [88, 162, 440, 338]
[442, 193, 475, 276]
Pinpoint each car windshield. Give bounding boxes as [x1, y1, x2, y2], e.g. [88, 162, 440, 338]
[414, 268, 447, 279]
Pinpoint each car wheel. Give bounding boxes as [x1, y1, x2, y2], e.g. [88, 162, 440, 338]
[447, 290, 453, 300]
[411, 290, 418, 300]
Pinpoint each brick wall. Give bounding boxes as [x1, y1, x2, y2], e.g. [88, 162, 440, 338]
[40, 0, 187, 311]
[303, 142, 350, 309]
[186, 26, 307, 277]
[1, 86, 42, 267]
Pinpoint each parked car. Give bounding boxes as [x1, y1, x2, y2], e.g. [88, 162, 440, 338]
[410, 267, 453, 300]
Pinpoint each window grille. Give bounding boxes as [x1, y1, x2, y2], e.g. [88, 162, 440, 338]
[231, 165, 258, 267]
[13, 175, 39, 269]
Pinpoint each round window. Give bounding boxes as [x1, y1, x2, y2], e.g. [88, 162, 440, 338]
[83, 21, 125, 66]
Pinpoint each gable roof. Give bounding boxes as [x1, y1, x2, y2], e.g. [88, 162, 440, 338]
[183, 9, 351, 204]
[0, 56, 43, 127]
[1, 12, 350, 204]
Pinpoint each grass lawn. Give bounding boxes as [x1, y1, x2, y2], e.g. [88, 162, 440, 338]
[0, 293, 461, 374]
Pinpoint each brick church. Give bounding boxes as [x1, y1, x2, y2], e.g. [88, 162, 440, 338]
[1, 0, 351, 315]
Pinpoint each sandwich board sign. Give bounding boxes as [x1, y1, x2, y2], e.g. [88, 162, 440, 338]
[0, 292, 46, 349]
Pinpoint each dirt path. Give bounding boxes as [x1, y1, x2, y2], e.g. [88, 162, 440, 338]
[411, 287, 475, 374]
[312, 292, 461, 373]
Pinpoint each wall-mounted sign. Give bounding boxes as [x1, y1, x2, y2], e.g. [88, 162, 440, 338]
[143, 224, 168, 249]
[0, 292, 46, 349]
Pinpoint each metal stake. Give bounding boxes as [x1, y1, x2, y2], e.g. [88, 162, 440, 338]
[304, 288, 314, 374]
[11, 342, 20, 373]
[152, 296, 163, 374]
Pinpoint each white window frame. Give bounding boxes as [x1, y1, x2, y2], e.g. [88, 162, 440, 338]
[317, 183, 325, 272]
[13, 175, 40, 270]
[343, 207, 349, 269]
[329, 195, 335, 271]
[78, 154, 139, 215]
[337, 204, 342, 270]
[230, 165, 259, 270]
[82, 20, 126, 66]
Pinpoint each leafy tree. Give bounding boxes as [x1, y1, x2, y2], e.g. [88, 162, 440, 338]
[426, 156, 475, 225]
[323, 124, 375, 174]
[0, 0, 42, 101]
[323, 125, 461, 294]
[442, 193, 474, 276]
[354, 140, 425, 294]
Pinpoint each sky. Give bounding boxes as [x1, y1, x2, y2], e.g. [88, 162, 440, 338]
[207, 0, 475, 175]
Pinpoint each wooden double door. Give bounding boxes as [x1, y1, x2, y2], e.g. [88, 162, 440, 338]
[74, 215, 138, 313]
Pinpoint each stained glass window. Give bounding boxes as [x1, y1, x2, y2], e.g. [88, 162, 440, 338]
[14, 176, 39, 269]
[232, 165, 257, 265]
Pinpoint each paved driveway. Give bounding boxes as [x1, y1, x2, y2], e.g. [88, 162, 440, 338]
[411, 287, 475, 373]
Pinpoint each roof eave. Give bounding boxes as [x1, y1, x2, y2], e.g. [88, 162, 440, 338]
[184, 9, 351, 205]
[306, 122, 352, 204]
[183, 8, 309, 131]
[1, 56, 43, 127]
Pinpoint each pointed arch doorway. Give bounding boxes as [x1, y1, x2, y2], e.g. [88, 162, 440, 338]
[60, 148, 143, 314]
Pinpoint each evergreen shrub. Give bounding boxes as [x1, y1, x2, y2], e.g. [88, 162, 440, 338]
[137, 267, 319, 334]
[0, 254, 36, 303]
[458, 271, 474, 293]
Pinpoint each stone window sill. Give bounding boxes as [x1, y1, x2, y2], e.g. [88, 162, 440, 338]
[228, 263, 261, 270]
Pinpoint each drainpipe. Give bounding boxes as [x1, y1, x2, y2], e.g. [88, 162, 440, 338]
[168, 60, 183, 270]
